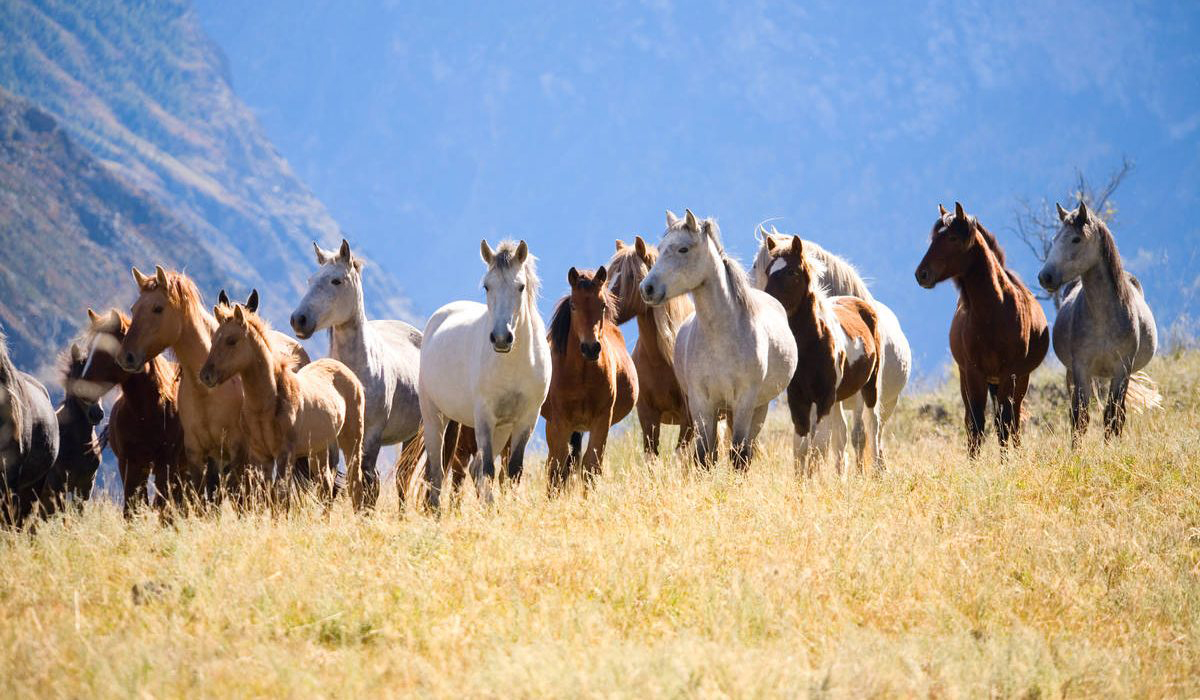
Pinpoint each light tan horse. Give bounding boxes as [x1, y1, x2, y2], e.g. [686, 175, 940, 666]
[200, 302, 365, 503]
[116, 267, 309, 498]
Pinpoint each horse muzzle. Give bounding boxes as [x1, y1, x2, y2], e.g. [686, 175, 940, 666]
[1037, 267, 1059, 293]
[914, 266, 935, 289]
[640, 280, 666, 306]
[290, 311, 314, 339]
[490, 330, 514, 354]
[198, 366, 220, 388]
[116, 350, 144, 373]
[580, 341, 602, 362]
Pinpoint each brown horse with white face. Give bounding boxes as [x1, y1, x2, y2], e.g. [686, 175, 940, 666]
[761, 236, 882, 475]
[608, 237, 694, 454]
[542, 266, 638, 491]
[116, 267, 309, 498]
[915, 202, 1049, 456]
[199, 302, 365, 504]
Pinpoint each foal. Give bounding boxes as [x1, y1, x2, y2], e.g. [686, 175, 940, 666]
[915, 203, 1049, 456]
[542, 266, 638, 491]
[200, 303, 365, 503]
[608, 237, 694, 454]
[761, 236, 882, 475]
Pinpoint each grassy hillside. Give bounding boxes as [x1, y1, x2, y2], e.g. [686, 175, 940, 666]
[2, 351, 1198, 697]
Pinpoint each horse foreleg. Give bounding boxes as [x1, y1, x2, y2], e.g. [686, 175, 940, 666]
[991, 376, 1017, 452]
[471, 415, 497, 506]
[544, 418, 572, 495]
[1104, 368, 1131, 440]
[506, 416, 537, 486]
[119, 458, 150, 517]
[1069, 365, 1092, 449]
[582, 410, 615, 487]
[638, 406, 661, 456]
[1011, 373, 1031, 448]
[420, 407, 448, 512]
[727, 392, 761, 471]
[689, 396, 718, 470]
[960, 369, 988, 458]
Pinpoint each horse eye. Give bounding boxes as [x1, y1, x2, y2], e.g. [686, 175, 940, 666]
[225, 337, 237, 346]
[518, 284, 526, 293]
[678, 247, 689, 254]
[153, 306, 164, 314]
[483, 284, 490, 293]
[1071, 236, 1081, 244]
[331, 278, 342, 286]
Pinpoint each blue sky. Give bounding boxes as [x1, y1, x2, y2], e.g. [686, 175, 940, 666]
[196, 0, 1200, 374]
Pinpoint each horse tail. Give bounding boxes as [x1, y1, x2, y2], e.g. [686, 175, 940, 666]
[568, 432, 583, 466]
[394, 430, 426, 506]
[1125, 371, 1162, 413]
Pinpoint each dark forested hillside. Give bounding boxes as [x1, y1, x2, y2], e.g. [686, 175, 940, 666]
[0, 0, 410, 376]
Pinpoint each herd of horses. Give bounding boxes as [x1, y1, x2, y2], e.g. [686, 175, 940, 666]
[0, 201, 1159, 524]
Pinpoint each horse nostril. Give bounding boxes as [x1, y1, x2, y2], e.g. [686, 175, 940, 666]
[489, 332, 497, 345]
[293, 313, 307, 329]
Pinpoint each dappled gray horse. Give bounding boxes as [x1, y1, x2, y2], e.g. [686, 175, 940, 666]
[291, 240, 423, 508]
[0, 329, 60, 525]
[1038, 202, 1159, 445]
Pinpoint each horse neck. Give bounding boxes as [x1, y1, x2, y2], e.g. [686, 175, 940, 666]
[237, 335, 283, 417]
[956, 244, 1011, 311]
[173, 303, 218, 371]
[121, 363, 171, 409]
[689, 256, 746, 333]
[635, 309, 666, 357]
[1078, 245, 1131, 319]
[787, 289, 833, 341]
[329, 289, 370, 366]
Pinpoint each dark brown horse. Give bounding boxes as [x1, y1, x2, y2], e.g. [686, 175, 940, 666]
[915, 202, 1049, 456]
[542, 266, 638, 491]
[80, 308, 186, 512]
[761, 236, 882, 475]
[39, 343, 105, 515]
[608, 237, 693, 454]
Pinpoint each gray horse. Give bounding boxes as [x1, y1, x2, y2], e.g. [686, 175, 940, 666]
[1038, 202, 1159, 444]
[291, 240, 423, 509]
[1, 329, 60, 525]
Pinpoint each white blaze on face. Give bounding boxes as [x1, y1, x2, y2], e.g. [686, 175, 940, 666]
[768, 257, 789, 275]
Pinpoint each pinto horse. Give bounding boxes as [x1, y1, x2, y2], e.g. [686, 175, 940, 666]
[200, 302, 365, 504]
[608, 237, 694, 455]
[542, 266, 638, 491]
[915, 202, 1049, 456]
[80, 308, 186, 512]
[761, 236, 882, 475]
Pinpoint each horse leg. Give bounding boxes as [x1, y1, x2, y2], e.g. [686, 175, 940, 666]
[991, 376, 1017, 452]
[582, 411, 615, 488]
[960, 369, 988, 458]
[119, 458, 150, 517]
[727, 391, 760, 471]
[1069, 365, 1092, 449]
[470, 414, 497, 506]
[506, 416, 537, 485]
[689, 396, 718, 469]
[357, 434, 383, 511]
[1010, 373, 1030, 448]
[1104, 368, 1131, 440]
[545, 418, 572, 495]
[419, 396, 448, 512]
[638, 406, 661, 456]
[828, 403, 850, 479]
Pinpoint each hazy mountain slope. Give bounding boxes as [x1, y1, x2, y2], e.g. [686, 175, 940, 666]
[0, 88, 222, 376]
[0, 0, 410, 372]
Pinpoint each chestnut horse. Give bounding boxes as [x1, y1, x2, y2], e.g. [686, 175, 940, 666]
[915, 202, 1049, 456]
[760, 236, 881, 475]
[117, 267, 309, 499]
[542, 266, 638, 491]
[200, 302, 365, 504]
[79, 308, 186, 512]
[608, 237, 694, 455]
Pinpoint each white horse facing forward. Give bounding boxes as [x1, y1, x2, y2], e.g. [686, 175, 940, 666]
[418, 240, 552, 508]
[640, 210, 797, 468]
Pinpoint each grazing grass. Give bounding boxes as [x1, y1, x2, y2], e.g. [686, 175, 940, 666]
[3, 351, 1199, 698]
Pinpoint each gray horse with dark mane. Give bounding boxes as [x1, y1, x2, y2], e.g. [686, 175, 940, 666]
[0, 329, 60, 525]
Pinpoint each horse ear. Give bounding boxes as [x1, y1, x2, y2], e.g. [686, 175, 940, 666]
[595, 265, 608, 285]
[314, 241, 334, 265]
[87, 308, 100, 325]
[765, 236, 776, 251]
[666, 210, 680, 228]
[938, 203, 948, 217]
[567, 267, 579, 286]
[480, 239, 495, 265]
[615, 239, 626, 252]
[953, 202, 966, 221]
[515, 240, 529, 264]
[246, 289, 259, 313]
[790, 236, 804, 256]
[132, 267, 152, 289]
[634, 235, 648, 261]
[155, 265, 169, 288]
[338, 239, 352, 261]
[234, 305, 246, 324]
[218, 289, 230, 306]
[1076, 201, 1089, 224]
[683, 209, 699, 232]
[69, 342, 84, 362]
[1056, 203, 1069, 222]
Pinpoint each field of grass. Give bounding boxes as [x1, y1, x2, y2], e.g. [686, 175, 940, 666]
[3, 351, 1199, 697]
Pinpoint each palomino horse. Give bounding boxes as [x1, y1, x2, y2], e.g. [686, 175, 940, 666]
[419, 240, 552, 509]
[39, 343, 104, 514]
[542, 266, 638, 491]
[200, 302, 365, 504]
[760, 236, 882, 475]
[608, 237, 694, 454]
[750, 226, 911, 426]
[915, 202, 1049, 456]
[81, 308, 185, 512]
[640, 210, 797, 469]
[1038, 201, 1159, 444]
[0, 328, 59, 525]
[117, 267, 309, 500]
[290, 239, 426, 508]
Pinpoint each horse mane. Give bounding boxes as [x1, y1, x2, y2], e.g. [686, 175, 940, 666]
[1088, 218, 1133, 304]
[490, 240, 541, 308]
[671, 217, 755, 317]
[237, 307, 303, 415]
[87, 309, 179, 398]
[973, 220, 1032, 290]
[606, 243, 693, 365]
[0, 328, 27, 442]
[547, 296, 573, 355]
[750, 228, 873, 300]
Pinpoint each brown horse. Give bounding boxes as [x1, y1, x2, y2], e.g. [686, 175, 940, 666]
[200, 302, 365, 504]
[915, 202, 1049, 456]
[38, 343, 105, 515]
[608, 237, 693, 454]
[116, 267, 309, 499]
[542, 266, 638, 491]
[79, 308, 186, 512]
[761, 236, 882, 475]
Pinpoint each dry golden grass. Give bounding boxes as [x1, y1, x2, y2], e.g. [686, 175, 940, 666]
[3, 352, 1199, 698]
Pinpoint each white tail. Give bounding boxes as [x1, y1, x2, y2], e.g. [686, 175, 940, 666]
[1124, 371, 1163, 413]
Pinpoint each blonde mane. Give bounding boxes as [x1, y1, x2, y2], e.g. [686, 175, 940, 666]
[751, 226, 873, 300]
[607, 242, 694, 366]
[215, 304, 301, 417]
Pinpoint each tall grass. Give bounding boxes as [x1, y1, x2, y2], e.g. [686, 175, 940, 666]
[3, 352, 1198, 697]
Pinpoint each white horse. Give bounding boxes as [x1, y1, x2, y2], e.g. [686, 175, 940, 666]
[640, 210, 797, 468]
[1038, 202, 1159, 445]
[290, 239, 423, 509]
[418, 240, 551, 508]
